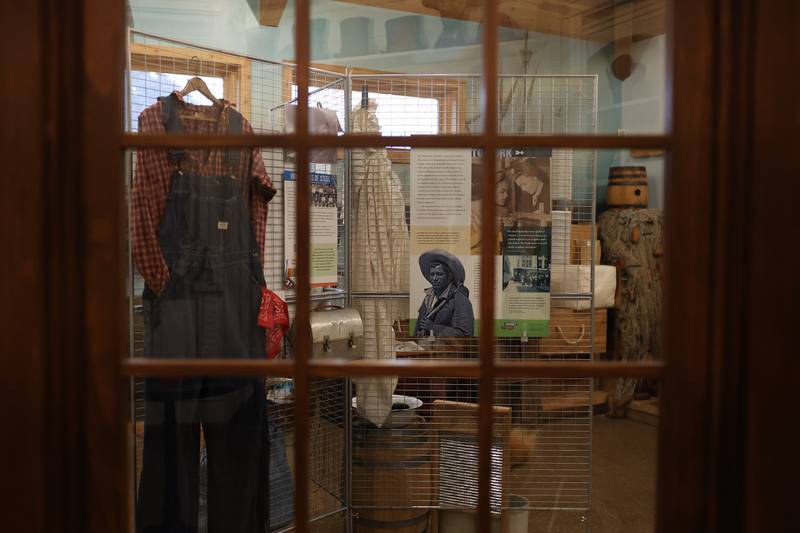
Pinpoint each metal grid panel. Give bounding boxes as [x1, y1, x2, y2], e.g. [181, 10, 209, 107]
[268, 70, 349, 298]
[498, 377, 592, 511]
[344, 73, 598, 521]
[126, 31, 349, 531]
[498, 76, 597, 136]
[127, 31, 349, 303]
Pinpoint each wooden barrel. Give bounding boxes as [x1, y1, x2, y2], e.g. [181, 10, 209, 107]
[607, 166, 648, 207]
[352, 414, 434, 532]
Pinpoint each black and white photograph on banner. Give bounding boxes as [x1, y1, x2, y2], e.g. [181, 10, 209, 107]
[311, 182, 336, 208]
[412, 249, 475, 338]
[283, 170, 339, 288]
[470, 159, 513, 255]
[506, 255, 551, 293]
[505, 150, 552, 227]
[496, 148, 553, 337]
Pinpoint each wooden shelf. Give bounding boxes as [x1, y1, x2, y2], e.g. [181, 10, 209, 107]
[541, 389, 608, 412]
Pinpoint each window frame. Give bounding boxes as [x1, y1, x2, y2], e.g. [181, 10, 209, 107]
[129, 40, 251, 117]
[120, 2, 669, 532]
[283, 63, 468, 163]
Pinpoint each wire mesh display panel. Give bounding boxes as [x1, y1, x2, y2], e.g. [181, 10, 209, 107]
[126, 28, 599, 531]
[126, 31, 349, 532]
[498, 378, 592, 509]
[267, 377, 349, 532]
[345, 73, 598, 527]
[127, 30, 349, 295]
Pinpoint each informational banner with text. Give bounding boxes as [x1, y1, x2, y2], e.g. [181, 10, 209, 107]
[283, 170, 338, 288]
[409, 148, 551, 338]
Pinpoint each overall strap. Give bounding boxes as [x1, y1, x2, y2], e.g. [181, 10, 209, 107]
[224, 107, 253, 205]
[225, 107, 243, 169]
[158, 93, 185, 167]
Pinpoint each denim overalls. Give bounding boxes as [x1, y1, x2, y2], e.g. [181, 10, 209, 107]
[136, 94, 267, 533]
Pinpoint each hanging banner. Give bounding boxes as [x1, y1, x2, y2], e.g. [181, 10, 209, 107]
[409, 148, 551, 338]
[283, 170, 338, 288]
[409, 149, 476, 338]
[494, 148, 552, 337]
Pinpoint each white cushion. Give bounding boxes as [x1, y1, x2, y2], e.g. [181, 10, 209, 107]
[551, 265, 616, 310]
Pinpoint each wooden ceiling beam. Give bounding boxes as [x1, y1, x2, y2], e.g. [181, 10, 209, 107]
[329, 0, 666, 42]
[249, 0, 666, 43]
[256, 0, 289, 27]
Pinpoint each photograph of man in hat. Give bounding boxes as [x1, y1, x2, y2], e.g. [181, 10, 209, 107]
[414, 250, 475, 337]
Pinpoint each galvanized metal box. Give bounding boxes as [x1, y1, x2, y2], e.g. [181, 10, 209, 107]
[310, 308, 364, 359]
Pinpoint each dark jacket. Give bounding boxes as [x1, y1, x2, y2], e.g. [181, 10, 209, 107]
[415, 285, 475, 337]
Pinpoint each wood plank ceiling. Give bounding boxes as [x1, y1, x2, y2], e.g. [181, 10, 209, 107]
[254, 0, 666, 43]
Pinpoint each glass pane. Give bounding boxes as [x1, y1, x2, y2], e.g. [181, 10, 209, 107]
[351, 375, 458, 529]
[305, 0, 484, 136]
[495, 376, 591, 531]
[130, 375, 348, 531]
[127, 30, 288, 134]
[308, 0, 484, 74]
[284, 72, 481, 137]
[126, 1, 669, 136]
[496, 148, 665, 360]
[304, 377, 349, 528]
[350, 74, 479, 135]
[590, 383, 659, 532]
[283, 144, 486, 363]
[497, 0, 669, 135]
[495, 75, 599, 135]
[126, 138, 280, 361]
[127, 0, 293, 62]
[131, 375, 271, 531]
[496, 376, 660, 532]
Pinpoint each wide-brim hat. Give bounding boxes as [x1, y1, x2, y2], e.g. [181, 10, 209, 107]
[419, 250, 465, 285]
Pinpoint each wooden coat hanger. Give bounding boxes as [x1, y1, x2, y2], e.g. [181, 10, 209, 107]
[177, 56, 223, 123]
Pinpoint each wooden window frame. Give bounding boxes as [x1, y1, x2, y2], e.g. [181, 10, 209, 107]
[9, 1, 797, 533]
[281, 62, 468, 163]
[129, 42, 252, 118]
[123, 3, 670, 533]
[121, 3, 667, 529]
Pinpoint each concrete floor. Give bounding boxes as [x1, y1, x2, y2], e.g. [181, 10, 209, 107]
[519, 415, 658, 533]
[589, 416, 658, 532]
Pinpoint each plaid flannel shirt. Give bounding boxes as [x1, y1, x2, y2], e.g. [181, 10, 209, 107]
[131, 93, 276, 294]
